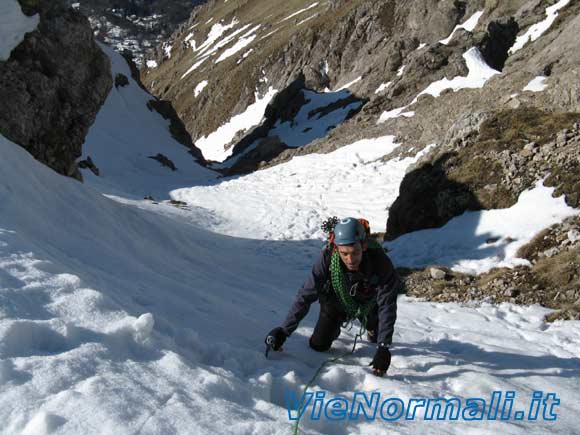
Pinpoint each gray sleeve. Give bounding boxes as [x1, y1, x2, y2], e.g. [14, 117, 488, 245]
[280, 248, 330, 336]
[375, 251, 402, 347]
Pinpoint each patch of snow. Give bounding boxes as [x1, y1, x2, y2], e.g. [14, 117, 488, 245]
[80, 44, 216, 199]
[181, 57, 207, 79]
[146, 59, 158, 68]
[194, 80, 208, 97]
[195, 87, 278, 162]
[396, 65, 406, 77]
[0, 0, 39, 61]
[279, 2, 319, 23]
[182, 22, 256, 77]
[335, 76, 362, 91]
[173, 136, 419, 239]
[163, 43, 172, 59]
[215, 25, 260, 63]
[322, 60, 329, 75]
[523, 76, 548, 92]
[439, 10, 484, 45]
[375, 81, 392, 94]
[509, 0, 571, 54]
[237, 49, 254, 63]
[377, 106, 415, 123]
[416, 43, 427, 50]
[297, 13, 318, 26]
[411, 47, 500, 103]
[259, 28, 279, 41]
[194, 18, 239, 55]
[267, 89, 363, 148]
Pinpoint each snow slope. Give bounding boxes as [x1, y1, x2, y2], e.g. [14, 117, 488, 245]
[79, 44, 218, 200]
[2, 133, 580, 435]
[0, 133, 318, 434]
[3, 14, 580, 432]
[173, 136, 416, 239]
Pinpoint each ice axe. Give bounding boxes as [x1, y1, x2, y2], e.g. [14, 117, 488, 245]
[265, 335, 275, 359]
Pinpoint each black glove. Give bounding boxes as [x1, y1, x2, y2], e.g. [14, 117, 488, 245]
[370, 344, 391, 376]
[265, 327, 287, 351]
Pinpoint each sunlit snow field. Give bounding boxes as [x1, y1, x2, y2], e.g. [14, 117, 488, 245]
[1, 1, 579, 434]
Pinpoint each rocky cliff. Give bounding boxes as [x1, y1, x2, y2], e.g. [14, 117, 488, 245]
[142, 0, 580, 319]
[0, 0, 112, 180]
[142, 1, 578, 176]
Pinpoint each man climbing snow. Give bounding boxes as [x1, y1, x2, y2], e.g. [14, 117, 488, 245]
[266, 217, 401, 377]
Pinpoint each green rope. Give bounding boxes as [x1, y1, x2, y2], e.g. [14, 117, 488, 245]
[330, 249, 376, 322]
[291, 319, 367, 435]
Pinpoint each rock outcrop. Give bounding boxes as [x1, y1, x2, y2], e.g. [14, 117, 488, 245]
[0, 0, 112, 180]
[386, 113, 580, 240]
[400, 215, 580, 321]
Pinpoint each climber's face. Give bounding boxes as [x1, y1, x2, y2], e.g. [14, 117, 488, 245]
[337, 242, 366, 271]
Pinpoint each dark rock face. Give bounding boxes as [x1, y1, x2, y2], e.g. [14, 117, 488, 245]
[146, 99, 206, 163]
[0, 0, 112, 180]
[114, 73, 130, 88]
[227, 136, 289, 175]
[148, 153, 177, 171]
[385, 154, 483, 241]
[478, 17, 519, 71]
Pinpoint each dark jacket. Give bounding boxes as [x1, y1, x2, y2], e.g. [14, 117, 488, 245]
[281, 244, 401, 346]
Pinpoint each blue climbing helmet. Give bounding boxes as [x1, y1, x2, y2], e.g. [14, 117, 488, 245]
[333, 217, 367, 245]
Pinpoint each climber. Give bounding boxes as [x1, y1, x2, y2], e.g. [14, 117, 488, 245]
[265, 217, 401, 377]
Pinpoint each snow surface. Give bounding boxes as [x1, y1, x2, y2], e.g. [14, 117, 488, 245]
[2, 131, 580, 434]
[0, 0, 39, 61]
[523, 76, 549, 92]
[237, 48, 254, 63]
[163, 43, 172, 59]
[3, 25, 580, 433]
[297, 14, 319, 26]
[439, 11, 484, 45]
[181, 18, 245, 78]
[509, 0, 571, 54]
[378, 47, 499, 124]
[194, 87, 278, 162]
[174, 137, 428, 239]
[79, 44, 217, 199]
[377, 107, 415, 123]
